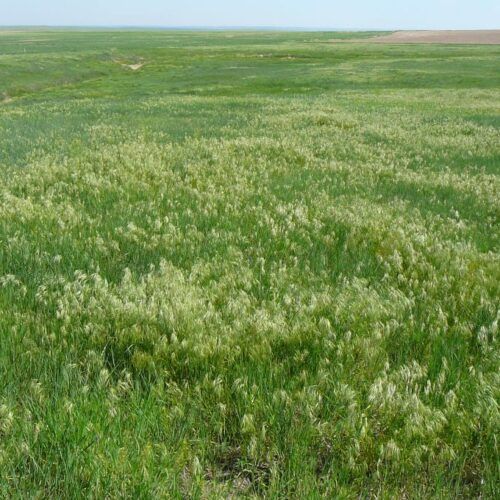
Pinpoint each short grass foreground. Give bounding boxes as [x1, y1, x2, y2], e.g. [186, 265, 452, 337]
[0, 30, 499, 497]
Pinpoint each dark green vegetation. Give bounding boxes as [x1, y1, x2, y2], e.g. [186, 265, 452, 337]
[0, 29, 499, 497]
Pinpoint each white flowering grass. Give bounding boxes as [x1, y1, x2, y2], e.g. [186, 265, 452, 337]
[0, 29, 499, 498]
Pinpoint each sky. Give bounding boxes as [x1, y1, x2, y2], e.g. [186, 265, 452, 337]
[2, 0, 500, 30]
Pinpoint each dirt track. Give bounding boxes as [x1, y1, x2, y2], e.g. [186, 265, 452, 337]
[364, 30, 500, 44]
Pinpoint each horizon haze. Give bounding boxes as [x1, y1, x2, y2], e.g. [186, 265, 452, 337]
[2, 0, 500, 30]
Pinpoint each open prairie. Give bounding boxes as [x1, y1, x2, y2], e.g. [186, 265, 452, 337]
[0, 29, 499, 497]
[362, 30, 500, 44]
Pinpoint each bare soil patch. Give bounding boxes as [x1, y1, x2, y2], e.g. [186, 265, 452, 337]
[125, 63, 144, 71]
[113, 58, 145, 71]
[361, 30, 500, 44]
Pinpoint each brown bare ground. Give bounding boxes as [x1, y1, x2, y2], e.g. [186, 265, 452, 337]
[362, 30, 500, 44]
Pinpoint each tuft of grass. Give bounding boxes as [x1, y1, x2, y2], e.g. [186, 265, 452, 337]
[0, 29, 499, 497]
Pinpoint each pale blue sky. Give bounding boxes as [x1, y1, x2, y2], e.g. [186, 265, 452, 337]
[2, 0, 499, 29]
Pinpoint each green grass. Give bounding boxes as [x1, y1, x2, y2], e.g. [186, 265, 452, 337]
[0, 29, 499, 498]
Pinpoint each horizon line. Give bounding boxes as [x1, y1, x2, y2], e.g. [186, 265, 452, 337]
[1, 25, 498, 31]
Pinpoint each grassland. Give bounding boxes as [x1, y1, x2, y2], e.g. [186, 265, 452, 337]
[0, 29, 499, 498]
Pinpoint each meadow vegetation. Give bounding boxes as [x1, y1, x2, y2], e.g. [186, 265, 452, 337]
[0, 29, 499, 497]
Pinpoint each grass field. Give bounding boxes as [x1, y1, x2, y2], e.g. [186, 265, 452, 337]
[0, 29, 499, 497]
